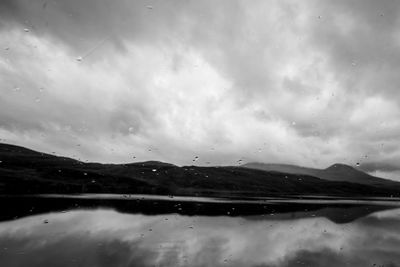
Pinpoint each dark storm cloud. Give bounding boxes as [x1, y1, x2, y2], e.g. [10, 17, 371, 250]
[0, 0, 400, 178]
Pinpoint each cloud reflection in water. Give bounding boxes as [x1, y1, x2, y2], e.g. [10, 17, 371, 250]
[0, 208, 399, 266]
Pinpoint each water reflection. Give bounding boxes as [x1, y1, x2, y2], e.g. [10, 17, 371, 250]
[0, 206, 400, 266]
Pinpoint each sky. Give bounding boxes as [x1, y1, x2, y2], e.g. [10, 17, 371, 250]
[1, 0, 400, 180]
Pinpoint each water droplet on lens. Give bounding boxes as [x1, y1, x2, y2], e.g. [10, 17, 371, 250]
[76, 56, 83, 62]
[356, 162, 360, 167]
[43, 219, 49, 224]
[152, 169, 157, 172]
[83, 172, 87, 175]
[24, 28, 30, 32]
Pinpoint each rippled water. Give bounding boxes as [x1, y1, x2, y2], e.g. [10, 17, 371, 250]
[0, 196, 400, 266]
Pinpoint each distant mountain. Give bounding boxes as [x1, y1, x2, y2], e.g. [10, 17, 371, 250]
[242, 162, 398, 186]
[1, 143, 400, 198]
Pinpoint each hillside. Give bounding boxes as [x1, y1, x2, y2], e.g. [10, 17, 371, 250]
[1, 143, 400, 197]
[242, 162, 398, 186]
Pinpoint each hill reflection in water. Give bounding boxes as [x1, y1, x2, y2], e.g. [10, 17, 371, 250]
[0, 197, 399, 266]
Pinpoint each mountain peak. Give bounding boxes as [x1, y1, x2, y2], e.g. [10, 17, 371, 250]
[325, 163, 357, 171]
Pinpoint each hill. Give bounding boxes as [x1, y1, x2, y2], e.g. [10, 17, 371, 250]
[1, 143, 400, 198]
[242, 162, 398, 186]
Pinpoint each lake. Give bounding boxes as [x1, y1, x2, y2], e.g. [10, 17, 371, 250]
[0, 195, 399, 267]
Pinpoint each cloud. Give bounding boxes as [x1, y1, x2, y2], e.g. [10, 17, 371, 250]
[0, 0, 399, 174]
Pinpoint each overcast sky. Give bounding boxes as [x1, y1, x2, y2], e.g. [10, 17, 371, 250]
[1, 0, 400, 179]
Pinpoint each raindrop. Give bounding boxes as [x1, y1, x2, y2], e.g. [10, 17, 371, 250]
[128, 126, 135, 133]
[76, 56, 83, 62]
[291, 121, 296, 126]
[4, 47, 9, 50]
[39, 87, 44, 93]
[318, 15, 322, 19]
[152, 169, 157, 172]
[91, 179, 96, 183]
[0, 161, 2, 164]
[356, 162, 360, 167]
[13, 87, 21, 92]
[83, 172, 88, 176]
[35, 97, 40, 103]
[43, 219, 49, 224]
[146, 5, 153, 9]
[193, 156, 199, 162]
[24, 28, 30, 32]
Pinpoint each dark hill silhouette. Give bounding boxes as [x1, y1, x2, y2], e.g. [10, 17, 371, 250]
[1, 143, 400, 197]
[242, 162, 398, 186]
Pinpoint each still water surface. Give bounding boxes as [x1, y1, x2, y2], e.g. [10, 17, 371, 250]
[0, 195, 399, 267]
